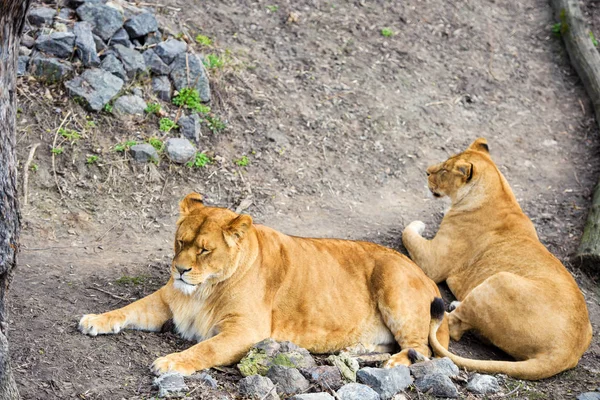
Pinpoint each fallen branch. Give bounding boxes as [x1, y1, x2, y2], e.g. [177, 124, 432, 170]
[22, 142, 40, 206]
[87, 286, 130, 301]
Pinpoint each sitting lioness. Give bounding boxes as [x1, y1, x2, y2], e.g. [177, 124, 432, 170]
[403, 138, 592, 380]
[80, 192, 449, 375]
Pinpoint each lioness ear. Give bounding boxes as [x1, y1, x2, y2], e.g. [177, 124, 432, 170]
[179, 192, 204, 216]
[455, 161, 473, 181]
[468, 138, 489, 153]
[224, 214, 253, 246]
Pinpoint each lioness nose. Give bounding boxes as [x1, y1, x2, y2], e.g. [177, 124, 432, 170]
[176, 265, 191, 275]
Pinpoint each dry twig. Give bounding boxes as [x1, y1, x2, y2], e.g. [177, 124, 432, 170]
[22, 142, 40, 206]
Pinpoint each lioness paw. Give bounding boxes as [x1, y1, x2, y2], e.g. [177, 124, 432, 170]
[79, 313, 125, 336]
[406, 220, 426, 235]
[152, 353, 197, 376]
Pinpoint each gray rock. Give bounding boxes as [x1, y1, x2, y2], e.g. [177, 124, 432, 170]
[19, 46, 31, 56]
[65, 68, 124, 111]
[267, 365, 310, 396]
[74, 22, 100, 67]
[143, 49, 171, 75]
[336, 383, 380, 400]
[93, 34, 107, 52]
[113, 95, 146, 115]
[21, 34, 35, 49]
[76, 4, 124, 41]
[35, 32, 75, 58]
[155, 39, 187, 64]
[178, 114, 202, 144]
[279, 342, 300, 352]
[152, 76, 172, 101]
[165, 138, 196, 164]
[577, 393, 600, 400]
[132, 87, 143, 97]
[17, 56, 29, 76]
[301, 366, 343, 391]
[356, 366, 413, 400]
[68, 0, 102, 7]
[253, 338, 281, 357]
[101, 54, 127, 81]
[144, 31, 162, 46]
[130, 144, 158, 163]
[57, 7, 74, 21]
[124, 12, 158, 38]
[188, 372, 217, 388]
[238, 375, 279, 400]
[327, 353, 360, 382]
[289, 394, 334, 400]
[169, 53, 210, 102]
[113, 44, 145, 78]
[29, 56, 73, 82]
[466, 373, 500, 395]
[153, 372, 188, 398]
[414, 373, 458, 398]
[110, 28, 132, 47]
[409, 358, 459, 379]
[28, 7, 56, 26]
[53, 22, 69, 33]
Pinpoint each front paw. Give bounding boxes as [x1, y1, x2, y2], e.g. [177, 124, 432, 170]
[152, 353, 197, 376]
[405, 220, 426, 235]
[79, 313, 125, 336]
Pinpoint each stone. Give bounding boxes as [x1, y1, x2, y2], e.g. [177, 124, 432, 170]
[17, 56, 29, 76]
[327, 353, 360, 382]
[21, 34, 35, 48]
[414, 373, 458, 398]
[110, 28, 132, 47]
[132, 87, 143, 97]
[29, 56, 73, 82]
[178, 114, 202, 144]
[169, 53, 210, 102]
[165, 138, 196, 164]
[124, 12, 158, 38]
[57, 7, 74, 21]
[68, 0, 102, 7]
[152, 76, 172, 101]
[113, 43, 145, 78]
[267, 365, 310, 396]
[336, 383, 379, 400]
[238, 375, 279, 400]
[577, 393, 600, 400]
[145, 31, 162, 46]
[35, 32, 75, 58]
[188, 372, 217, 388]
[130, 144, 159, 163]
[409, 358, 459, 379]
[53, 22, 69, 33]
[238, 340, 317, 377]
[76, 4, 124, 41]
[65, 68, 124, 111]
[74, 22, 100, 67]
[301, 366, 343, 391]
[289, 394, 334, 400]
[101, 54, 127, 81]
[153, 372, 188, 398]
[356, 366, 412, 400]
[466, 373, 500, 394]
[155, 39, 187, 64]
[28, 7, 56, 26]
[143, 49, 171, 75]
[19, 46, 31, 56]
[254, 338, 281, 357]
[93, 34, 107, 53]
[113, 95, 146, 115]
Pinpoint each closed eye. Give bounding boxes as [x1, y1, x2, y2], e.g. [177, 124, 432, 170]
[177, 240, 184, 248]
[197, 248, 210, 256]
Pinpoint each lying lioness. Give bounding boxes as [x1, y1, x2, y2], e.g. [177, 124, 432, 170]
[80, 193, 449, 375]
[403, 138, 593, 380]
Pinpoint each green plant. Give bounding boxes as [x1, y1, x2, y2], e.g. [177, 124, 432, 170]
[30, 163, 39, 172]
[186, 152, 212, 168]
[59, 128, 81, 142]
[114, 140, 137, 152]
[195, 34, 212, 46]
[266, 5, 279, 12]
[86, 155, 99, 164]
[552, 10, 568, 37]
[159, 117, 178, 132]
[51, 147, 64, 155]
[591, 31, 598, 47]
[148, 137, 163, 152]
[103, 103, 113, 113]
[115, 275, 147, 285]
[172, 88, 211, 114]
[205, 115, 226, 133]
[203, 53, 225, 69]
[86, 120, 96, 128]
[381, 28, 393, 37]
[175, 32, 185, 39]
[145, 102, 161, 114]
[235, 155, 249, 167]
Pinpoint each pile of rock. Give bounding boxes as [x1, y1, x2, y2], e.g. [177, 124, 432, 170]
[20, 0, 210, 112]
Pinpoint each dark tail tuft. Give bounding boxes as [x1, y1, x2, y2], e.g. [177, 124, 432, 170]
[407, 349, 419, 364]
[430, 297, 445, 321]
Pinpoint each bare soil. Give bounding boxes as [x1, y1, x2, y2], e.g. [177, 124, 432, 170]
[8, 0, 600, 398]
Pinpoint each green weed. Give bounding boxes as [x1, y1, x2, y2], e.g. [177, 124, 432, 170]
[203, 53, 225, 69]
[115, 275, 147, 285]
[114, 140, 137, 152]
[103, 103, 113, 113]
[159, 117, 178, 132]
[145, 102, 161, 114]
[186, 152, 212, 168]
[30, 163, 39, 172]
[51, 147, 64, 155]
[591, 31, 598, 47]
[172, 88, 211, 114]
[235, 155, 249, 167]
[86, 155, 99, 164]
[381, 28, 393, 37]
[205, 115, 226, 133]
[148, 137, 163, 152]
[195, 34, 212, 46]
[266, 5, 279, 12]
[85, 120, 96, 128]
[59, 128, 81, 142]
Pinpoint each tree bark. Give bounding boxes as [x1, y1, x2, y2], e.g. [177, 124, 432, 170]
[549, 0, 600, 273]
[0, 0, 33, 398]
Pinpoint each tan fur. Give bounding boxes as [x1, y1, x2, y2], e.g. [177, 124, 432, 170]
[79, 193, 449, 375]
[403, 138, 593, 380]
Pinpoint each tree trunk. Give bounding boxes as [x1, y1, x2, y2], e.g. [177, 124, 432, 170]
[0, 0, 33, 398]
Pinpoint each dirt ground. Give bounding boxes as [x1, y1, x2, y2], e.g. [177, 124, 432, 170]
[7, 0, 600, 398]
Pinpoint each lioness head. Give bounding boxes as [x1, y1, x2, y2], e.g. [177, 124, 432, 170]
[171, 193, 254, 295]
[426, 138, 490, 200]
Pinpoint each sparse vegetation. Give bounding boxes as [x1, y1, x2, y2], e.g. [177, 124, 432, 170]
[159, 117, 178, 132]
[85, 120, 96, 129]
[59, 128, 81, 143]
[114, 140, 138, 152]
[103, 103, 113, 113]
[172, 88, 211, 114]
[381, 28, 393, 37]
[115, 275, 147, 285]
[51, 147, 64, 155]
[235, 155, 249, 167]
[186, 152, 212, 168]
[205, 115, 226, 133]
[266, 5, 279, 12]
[30, 163, 39, 172]
[195, 34, 212, 46]
[145, 102, 161, 115]
[591, 31, 598, 47]
[148, 137, 163, 152]
[204, 53, 225, 69]
[86, 155, 99, 164]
